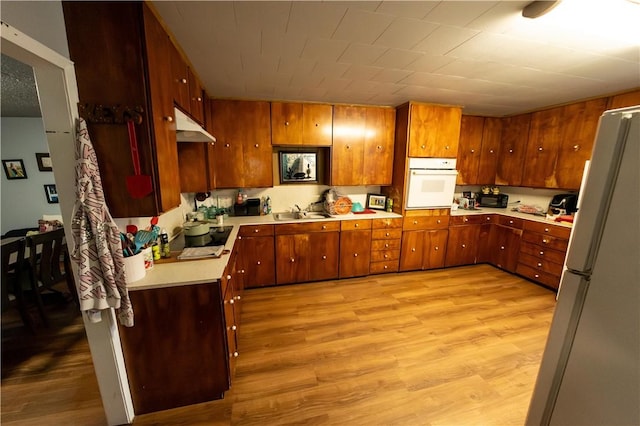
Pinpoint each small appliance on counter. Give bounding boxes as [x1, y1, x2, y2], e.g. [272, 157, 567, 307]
[477, 193, 509, 208]
[233, 198, 261, 216]
[546, 193, 578, 219]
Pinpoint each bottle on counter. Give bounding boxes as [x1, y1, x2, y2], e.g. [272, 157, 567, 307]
[386, 198, 393, 212]
[159, 228, 170, 258]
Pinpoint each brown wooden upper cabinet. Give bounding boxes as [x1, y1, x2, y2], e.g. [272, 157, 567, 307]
[495, 113, 531, 187]
[404, 102, 462, 158]
[271, 102, 333, 146]
[332, 105, 395, 186]
[523, 98, 607, 189]
[169, 41, 190, 114]
[188, 67, 205, 125]
[208, 99, 272, 189]
[607, 88, 640, 109]
[63, 2, 180, 217]
[457, 116, 501, 185]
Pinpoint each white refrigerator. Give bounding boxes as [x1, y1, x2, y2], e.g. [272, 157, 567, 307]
[526, 106, 640, 425]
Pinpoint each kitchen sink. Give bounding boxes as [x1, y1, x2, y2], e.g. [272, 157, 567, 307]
[272, 211, 332, 221]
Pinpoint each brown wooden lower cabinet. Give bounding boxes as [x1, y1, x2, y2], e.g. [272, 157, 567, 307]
[275, 221, 340, 284]
[369, 218, 403, 274]
[339, 219, 372, 278]
[516, 221, 570, 289]
[445, 225, 481, 267]
[119, 282, 229, 415]
[486, 217, 523, 272]
[399, 229, 448, 271]
[238, 225, 275, 288]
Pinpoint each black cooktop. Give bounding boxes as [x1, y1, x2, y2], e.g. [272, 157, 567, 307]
[184, 225, 234, 248]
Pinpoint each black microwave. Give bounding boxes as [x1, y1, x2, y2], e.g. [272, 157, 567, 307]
[477, 193, 509, 208]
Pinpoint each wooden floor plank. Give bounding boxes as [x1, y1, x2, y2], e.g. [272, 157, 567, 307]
[2, 264, 556, 425]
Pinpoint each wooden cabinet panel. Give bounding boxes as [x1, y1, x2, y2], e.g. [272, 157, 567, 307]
[372, 218, 403, 229]
[523, 221, 571, 239]
[339, 230, 371, 278]
[408, 103, 462, 158]
[496, 215, 523, 229]
[209, 100, 272, 188]
[555, 98, 607, 189]
[516, 263, 561, 290]
[332, 105, 394, 185]
[519, 241, 567, 265]
[399, 230, 425, 271]
[371, 237, 402, 249]
[607, 89, 640, 109]
[523, 107, 563, 187]
[119, 283, 228, 414]
[423, 229, 448, 269]
[445, 225, 481, 267]
[496, 114, 530, 186]
[64, 2, 182, 217]
[178, 142, 210, 193]
[275, 234, 310, 285]
[271, 102, 303, 145]
[240, 235, 275, 289]
[275, 221, 340, 235]
[449, 214, 494, 226]
[521, 231, 569, 251]
[332, 105, 366, 186]
[477, 117, 501, 185]
[340, 219, 372, 231]
[169, 41, 190, 112]
[302, 104, 333, 146]
[271, 102, 332, 146]
[362, 107, 395, 185]
[491, 225, 522, 272]
[309, 232, 340, 281]
[456, 115, 484, 185]
[239, 225, 275, 237]
[188, 67, 205, 125]
[403, 215, 448, 230]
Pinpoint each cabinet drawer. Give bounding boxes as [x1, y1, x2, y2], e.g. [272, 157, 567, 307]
[522, 230, 569, 251]
[341, 219, 372, 231]
[372, 218, 403, 229]
[524, 220, 571, 239]
[371, 239, 401, 251]
[516, 263, 560, 289]
[370, 249, 400, 262]
[518, 253, 564, 277]
[239, 224, 274, 237]
[371, 229, 402, 240]
[449, 214, 494, 226]
[497, 215, 523, 229]
[519, 241, 567, 265]
[275, 221, 340, 234]
[369, 260, 399, 274]
[403, 216, 448, 230]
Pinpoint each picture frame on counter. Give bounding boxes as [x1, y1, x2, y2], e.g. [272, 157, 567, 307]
[366, 193, 387, 210]
[36, 153, 53, 171]
[279, 151, 318, 184]
[2, 159, 28, 180]
[44, 184, 59, 204]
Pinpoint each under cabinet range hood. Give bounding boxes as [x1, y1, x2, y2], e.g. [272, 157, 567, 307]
[174, 108, 216, 143]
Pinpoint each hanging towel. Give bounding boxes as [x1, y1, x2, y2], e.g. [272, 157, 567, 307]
[70, 118, 134, 327]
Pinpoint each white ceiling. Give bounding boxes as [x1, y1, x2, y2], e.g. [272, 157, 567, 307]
[153, 0, 640, 117]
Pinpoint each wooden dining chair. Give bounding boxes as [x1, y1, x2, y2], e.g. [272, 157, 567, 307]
[25, 228, 77, 326]
[1, 238, 35, 331]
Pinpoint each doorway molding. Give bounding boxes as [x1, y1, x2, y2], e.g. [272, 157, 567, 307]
[1, 20, 134, 425]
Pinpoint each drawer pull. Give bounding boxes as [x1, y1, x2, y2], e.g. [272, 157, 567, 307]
[462, 244, 466, 248]
[384, 265, 388, 269]
[509, 220, 514, 224]
[226, 275, 232, 280]
[238, 236, 242, 240]
[290, 258, 295, 263]
[464, 218, 469, 222]
[384, 254, 389, 259]
[232, 352, 239, 357]
[257, 261, 261, 265]
[539, 251, 544, 255]
[254, 229, 259, 233]
[386, 232, 390, 237]
[437, 219, 441, 224]
[411, 248, 416, 252]
[229, 299, 234, 304]
[231, 325, 237, 331]
[322, 255, 327, 260]
[500, 246, 505, 250]
[544, 228, 550, 233]
[384, 243, 389, 248]
[542, 239, 549, 244]
[537, 262, 542, 267]
[322, 225, 327, 230]
[486, 217, 491, 221]
[534, 274, 540, 278]
[355, 223, 359, 228]
[413, 220, 418, 225]
[434, 246, 439, 251]
[354, 253, 358, 257]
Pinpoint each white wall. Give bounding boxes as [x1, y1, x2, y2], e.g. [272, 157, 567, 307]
[1, 117, 62, 235]
[0, 1, 70, 58]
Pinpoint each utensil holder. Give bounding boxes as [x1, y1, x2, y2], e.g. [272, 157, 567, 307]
[123, 251, 145, 283]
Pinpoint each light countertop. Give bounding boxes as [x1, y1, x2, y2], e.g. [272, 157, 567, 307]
[126, 208, 570, 292]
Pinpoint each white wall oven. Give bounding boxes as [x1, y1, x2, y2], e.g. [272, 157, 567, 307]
[405, 158, 458, 209]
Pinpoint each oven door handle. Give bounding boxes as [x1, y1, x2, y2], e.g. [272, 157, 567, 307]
[410, 169, 458, 176]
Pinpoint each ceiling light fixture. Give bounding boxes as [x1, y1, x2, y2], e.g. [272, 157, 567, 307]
[522, 0, 562, 18]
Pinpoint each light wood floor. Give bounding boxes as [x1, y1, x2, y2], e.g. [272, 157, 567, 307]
[2, 264, 557, 425]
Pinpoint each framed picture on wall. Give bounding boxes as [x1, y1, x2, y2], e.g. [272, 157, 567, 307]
[366, 193, 387, 210]
[44, 184, 58, 204]
[2, 159, 28, 179]
[36, 153, 53, 171]
[279, 151, 318, 184]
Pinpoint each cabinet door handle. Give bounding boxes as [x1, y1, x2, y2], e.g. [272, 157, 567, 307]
[180, 78, 187, 84]
[384, 265, 388, 269]
[462, 244, 466, 248]
[500, 246, 505, 250]
[315, 123, 319, 127]
[165, 116, 174, 122]
[232, 352, 239, 357]
[377, 145, 382, 150]
[539, 251, 544, 255]
[255, 144, 259, 148]
[236, 295, 241, 301]
[225, 143, 230, 148]
[542, 239, 549, 244]
[489, 149, 494, 153]
[445, 146, 450, 150]
[573, 145, 580, 151]
[229, 299, 234, 304]
[537, 262, 542, 267]
[385, 232, 390, 237]
[355, 223, 359, 228]
[285, 121, 289, 126]
[231, 325, 237, 331]
[384, 254, 389, 259]
[354, 253, 358, 257]
[411, 248, 416, 252]
[226, 275, 232, 280]
[538, 147, 543, 152]
[257, 261, 261, 265]
[322, 255, 327, 260]
[290, 258, 295, 263]
[384, 243, 389, 248]
[509, 149, 513, 153]
[254, 229, 259, 233]
[434, 246, 439, 251]
[470, 149, 475, 153]
[421, 144, 426, 149]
